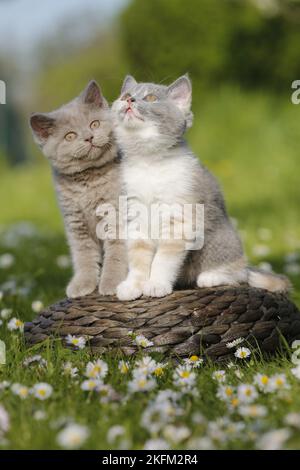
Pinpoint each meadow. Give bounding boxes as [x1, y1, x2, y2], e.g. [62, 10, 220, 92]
[0, 87, 300, 449]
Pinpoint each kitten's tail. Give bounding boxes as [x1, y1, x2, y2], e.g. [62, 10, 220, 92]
[247, 267, 291, 293]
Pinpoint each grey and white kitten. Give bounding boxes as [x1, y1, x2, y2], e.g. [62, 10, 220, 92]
[30, 81, 127, 298]
[112, 74, 290, 300]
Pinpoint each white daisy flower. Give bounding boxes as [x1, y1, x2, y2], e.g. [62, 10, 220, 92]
[291, 365, 300, 379]
[66, 335, 86, 349]
[33, 410, 47, 421]
[226, 337, 244, 349]
[234, 369, 244, 379]
[107, 425, 125, 444]
[253, 373, 271, 392]
[153, 362, 167, 377]
[56, 255, 71, 269]
[134, 335, 153, 348]
[184, 355, 204, 368]
[0, 405, 10, 435]
[57, 423, 89, 449]
[284, 413, 300, 429]
[257, 428, 291, 450]
[85, 359, 108, 379]
[98, 384, 119, 404]
[128, 375, 156, 393]
[0, 253, 15, 269]
[163, 424, 191, 444]
[62, 361, 78, 378]
[32, 383, 53, 400]
[268, 374, 290, 392]
[31, 300, 44, 313]
[134, 356, 157, 375]
[217, 385, 236, 402]
[81, 379, 102, 392]
[212, 370, 226, 383]
[118, 360, 130, 374]
[239, 405, 267, 418]
[234, 347, 251, 359]
[173, 365, 196, 388]
[11, 383, 30, 399]
[7, 317, 24, 332]
[0, 308, 12, 320]
[144, 438, 170, 450]
[23, 355, 47, 368]
[237, 384, 258, 404]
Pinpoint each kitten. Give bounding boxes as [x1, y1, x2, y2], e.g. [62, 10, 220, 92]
[30, 81, 127, 298]
[111, 74, 290, 300]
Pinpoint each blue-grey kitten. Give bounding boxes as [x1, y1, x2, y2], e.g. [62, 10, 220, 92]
[112, 74, 290, 300]
[30, 81, 127, 297]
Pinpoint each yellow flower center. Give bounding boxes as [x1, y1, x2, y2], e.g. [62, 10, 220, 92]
[154, 367, 164, 377]
[225, 387, 233, 396]
[261, 375, 269, 385]
[231, 398, 239, 407]
[38, 389, 46, 397]
[190, 355, 199, 362]
[181, 371, 191, 378]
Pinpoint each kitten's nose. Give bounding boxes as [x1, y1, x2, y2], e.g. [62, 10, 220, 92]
[85, 135, 93, 143]
[127, 97, 135, 104]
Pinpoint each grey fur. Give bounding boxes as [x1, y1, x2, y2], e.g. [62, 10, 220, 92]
[30, 81, 127, 297]
[112, 75, 289, 298]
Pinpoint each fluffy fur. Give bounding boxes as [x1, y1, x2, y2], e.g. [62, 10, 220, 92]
[30, 81, 127, 297]
[112, 74, 290, 300]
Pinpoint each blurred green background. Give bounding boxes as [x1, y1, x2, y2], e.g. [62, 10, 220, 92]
[0, 0, 299, 304]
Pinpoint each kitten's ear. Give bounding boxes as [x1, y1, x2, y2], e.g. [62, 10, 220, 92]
[121, 75, 137, 95]
[81, 80, 104, 107]
[167, 74, 192, 113]
[30, 113, 56, 143]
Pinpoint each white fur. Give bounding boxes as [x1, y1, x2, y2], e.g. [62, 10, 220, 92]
[197, 266, 247, 288]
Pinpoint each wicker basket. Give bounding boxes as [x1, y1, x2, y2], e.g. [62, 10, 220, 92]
[24, 286, 300, 362]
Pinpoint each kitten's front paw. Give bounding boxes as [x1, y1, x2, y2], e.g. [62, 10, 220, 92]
[66, 276, 97, 298]
[117, 280, 143, 301]
[98, 281, 116, 296]
[143, 280, 173, 298]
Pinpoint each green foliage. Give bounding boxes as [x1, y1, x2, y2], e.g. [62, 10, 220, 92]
[121, 0, 300, 90]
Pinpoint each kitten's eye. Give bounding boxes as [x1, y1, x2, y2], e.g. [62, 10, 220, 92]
[90, 120, 100, 130]
[64, 132, 77, 142]
[144, 94, 157, 102]
[121, 93, 131, 101]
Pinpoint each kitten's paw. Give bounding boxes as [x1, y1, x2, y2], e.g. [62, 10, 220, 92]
[197, 271, 236, 288]
[66, 276, 97, 298]
[143, 280, 173, 298]
[98, 281, 116, 296]
[117, 280, 143, 301]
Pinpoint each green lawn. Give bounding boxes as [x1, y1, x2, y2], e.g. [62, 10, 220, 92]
[0, 87, 300, 449]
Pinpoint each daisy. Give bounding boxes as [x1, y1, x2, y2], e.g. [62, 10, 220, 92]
[291, 365, 300, 379]
[0, 253, 15, 269]
[239, 405, 267, 418]
[134, 356, 157, 375]
[226, 337, 244, 349]
[0, 308, 12, 320]
[153, 363, 167, 377]
[257, 429, 291, 450]
[32, 383, 53, 400]
[144, 438, 170, 450]
[98, 384, 119, 404]
[173, 365, 196, 388]
[85, 359, 108, 379]
[0, 405, 10, 435]
[217, 385, 236, 402]
[163, 425, 191, 444]
[107, 425, 126, 444]
[212, 370, 226, 383]
[234, 347, 251, 359]
[11, 383, 29, 399]
[66, 335, 86, 349]
[184, 355, 204, 368]
[31, 300, 44, 313]
[81, 379, 102, 392]
[134, 335, 154, 348]
[33, 410, 47, 421]
[128, 375, 156, 393]
[269, 374, 290, 392]
[56, 255, 71, 269]
[57, 423, 89, 449]
[62, 361, 78, 378]
[254, 373, 271, 392]
[118, 360, 130, 374]
[237, 384, 258, 404]
[7, 317, 24, 332]
[23, 355, 47, 368]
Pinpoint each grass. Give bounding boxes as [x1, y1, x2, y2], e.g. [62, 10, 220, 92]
[0, 86, 300, 449]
